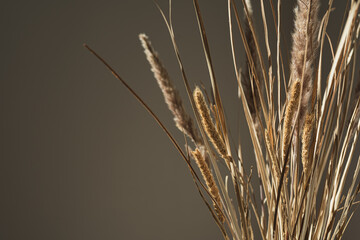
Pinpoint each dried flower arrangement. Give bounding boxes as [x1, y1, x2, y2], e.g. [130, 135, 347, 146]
[85, 0, 360, 239]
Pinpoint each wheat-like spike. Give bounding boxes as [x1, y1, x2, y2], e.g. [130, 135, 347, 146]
[282, 80, 301, 165]
[194, 87, 228, 159]
[265, 129, 280, 182]
[301, 112, 315, 177]
[290, 0, 320, 128]
[191, 148, 224, 223]
[139, 33, 202, 145]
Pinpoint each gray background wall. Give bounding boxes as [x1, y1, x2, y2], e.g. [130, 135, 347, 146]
[1, 0, 357, 239]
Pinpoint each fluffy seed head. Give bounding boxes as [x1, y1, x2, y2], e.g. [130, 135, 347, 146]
[282, 80, 301, 163]
[139, 33, 202, 145]
[191, 148, 224, 222]
[194, 87, 228, 159]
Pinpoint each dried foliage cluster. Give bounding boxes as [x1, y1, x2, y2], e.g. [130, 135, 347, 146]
[85, 0, 360, 239]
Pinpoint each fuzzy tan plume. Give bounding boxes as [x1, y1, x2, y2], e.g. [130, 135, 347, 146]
[139, 33, 202, 145]
[301, 112, 315, 177]
[282, 80, 301, 163]
[191, 148, 224, 222]
[290, 0, 320, 128]
[193, 87, 228, 159]
[241, 0, 261, 133]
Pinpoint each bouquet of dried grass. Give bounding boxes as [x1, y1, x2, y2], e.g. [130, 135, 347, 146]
[85, 0, 360, 239]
